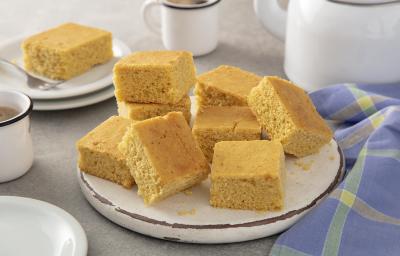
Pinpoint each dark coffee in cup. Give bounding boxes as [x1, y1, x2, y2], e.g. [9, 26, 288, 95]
[0, 106, 19, 122]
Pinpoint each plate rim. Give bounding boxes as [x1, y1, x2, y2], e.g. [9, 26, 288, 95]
[33, 85, 115, 111]
[0, 36, 130, 100]
[78, 142, 345, 230]
[0, 196, 88, 256]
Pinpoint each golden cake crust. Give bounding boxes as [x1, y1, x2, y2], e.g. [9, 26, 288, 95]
[117, 95, 191, 123]
[195, 65, 262, 106]
[22, 23, 113, 80]
[192, 106, 261, 162]
[210, 140, 285, 211]
[268, 76, 332, 135]
[23, 23, 112, 50]
[76, 116, 135, 188]
[114, 51, 196, 104]
[248, 76, 333, 157]
[119, 112, 209, 204]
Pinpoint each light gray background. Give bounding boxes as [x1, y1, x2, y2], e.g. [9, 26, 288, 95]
[0, 0, 285, 255]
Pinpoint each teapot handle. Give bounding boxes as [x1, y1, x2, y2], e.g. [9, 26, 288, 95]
[253, 0, 287, 41]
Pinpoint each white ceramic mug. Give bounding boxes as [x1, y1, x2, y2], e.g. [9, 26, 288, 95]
[0, 90, 33, 182]
[254, 0, 400, 91]
[141, 0, 220, 56]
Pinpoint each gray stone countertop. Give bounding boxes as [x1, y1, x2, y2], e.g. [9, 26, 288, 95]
[0, 0, 285, 255]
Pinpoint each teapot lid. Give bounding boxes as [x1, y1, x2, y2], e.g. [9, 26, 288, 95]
[330, 0, 399, 4]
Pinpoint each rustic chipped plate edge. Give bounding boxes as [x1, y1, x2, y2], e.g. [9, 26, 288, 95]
[77, 144, 345, 244]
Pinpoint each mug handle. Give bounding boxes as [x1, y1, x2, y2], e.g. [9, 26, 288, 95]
[141, 0, 162, 36]
[253, 0, 287, 41]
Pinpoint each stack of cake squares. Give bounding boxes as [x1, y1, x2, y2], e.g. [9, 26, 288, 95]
[192, 65, 264, 162]
[113, 51, 196, 123]
[77, 55, 333, 212]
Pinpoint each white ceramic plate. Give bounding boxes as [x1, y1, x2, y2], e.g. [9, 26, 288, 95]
[77, 97, 345, 244]
[0, 36, 130, 100]
[0, 196, 87, 256]
[33, 85, 115, 111]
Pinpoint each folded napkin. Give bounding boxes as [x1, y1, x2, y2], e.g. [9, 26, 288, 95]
[270, 83, 400, 256]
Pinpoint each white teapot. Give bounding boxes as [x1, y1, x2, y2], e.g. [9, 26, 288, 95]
[254, 0, 400, 91]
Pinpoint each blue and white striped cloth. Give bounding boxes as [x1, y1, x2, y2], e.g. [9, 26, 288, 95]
[271, 83, 400, 256]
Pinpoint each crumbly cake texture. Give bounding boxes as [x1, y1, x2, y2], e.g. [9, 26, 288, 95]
[76, 116, 135, 189]
[119, 112, 210, 205]
[195, 65, 262, 107]
[210, 140, 285, 211]
[22, 23, 113, 80]
[192, 106, 261, 162]
[117, 95, 191, 123]
[248, 76, 333, 157]
[114, 51, 196, 104]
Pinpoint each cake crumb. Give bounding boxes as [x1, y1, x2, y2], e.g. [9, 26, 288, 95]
[182, 189, 193, 196]
[177, 208, 196, 216]
[329, 155, 335, 161]
[294, 160, 314, 171]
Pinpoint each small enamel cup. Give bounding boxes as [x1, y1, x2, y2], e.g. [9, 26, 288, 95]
[141, 0, 220, 56]
[0, 90, 33, 182]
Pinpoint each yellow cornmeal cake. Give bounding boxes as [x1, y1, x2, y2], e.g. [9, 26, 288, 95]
[192, 106, 261, 162]
[117, 95, 191, 123]
[76, 116, 135, 189]
[22, 23, 113, 80]
[210, 140, 285, 211]
[114, 51, 196, 104]
[248, 76, 333, 157]
[119, 112, 210, 205]
[195, 65, 262, 107]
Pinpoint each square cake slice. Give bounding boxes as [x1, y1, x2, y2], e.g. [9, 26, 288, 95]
[117, 95, 191, 123]
[22, 23, 113, 80]
[114, 51, 196, 104]
[210, 140, 285, 211]
[248, 76, 333, 157]
[76, 116, 135, 189]
[195, 65, 262, 107]
[192, 106, 261, 162]
[119, 112, 210, 205]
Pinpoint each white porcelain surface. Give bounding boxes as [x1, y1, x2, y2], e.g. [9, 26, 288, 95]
[254, 0, 400, 90]
[0, 37, 130, 100]
[141, 0, 219, 56]
[0, 196, 87, 256]
[77, 97, 344, 244]
[33, 85, 115, 111]
[0, 90, 33, 182]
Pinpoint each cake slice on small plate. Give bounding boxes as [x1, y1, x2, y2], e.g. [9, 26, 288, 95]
[22, 23, 113, 80]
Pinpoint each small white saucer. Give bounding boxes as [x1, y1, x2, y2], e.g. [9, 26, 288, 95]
[0, 36, 130, 100]
[33, 85, 115, 111]
[0, 196, 87, 256]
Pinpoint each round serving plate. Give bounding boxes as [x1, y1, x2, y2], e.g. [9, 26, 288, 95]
[0, 36, 130, 100]
[0, 196, 87, 256]
[78, 137, 344, 244]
